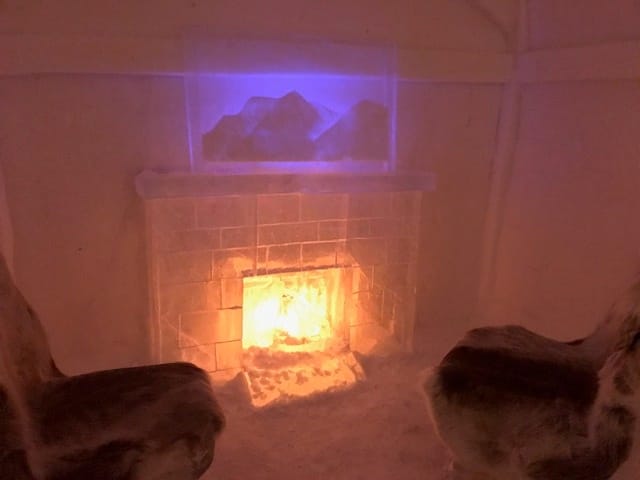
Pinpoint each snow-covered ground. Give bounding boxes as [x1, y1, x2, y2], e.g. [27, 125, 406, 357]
[204, 352, 450, 480]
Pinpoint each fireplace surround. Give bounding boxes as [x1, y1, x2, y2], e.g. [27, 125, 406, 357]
[137, 172, 433, 391]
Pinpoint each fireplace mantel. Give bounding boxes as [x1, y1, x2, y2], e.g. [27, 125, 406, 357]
[135, 170, 435, 199]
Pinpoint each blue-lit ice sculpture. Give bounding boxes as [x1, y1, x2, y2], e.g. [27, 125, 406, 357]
[202, 91, 389, 163]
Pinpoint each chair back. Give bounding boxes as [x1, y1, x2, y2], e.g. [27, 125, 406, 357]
[0, 255, 58, 397]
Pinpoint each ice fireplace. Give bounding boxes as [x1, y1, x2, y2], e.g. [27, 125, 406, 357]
[136, 34, 432, 407]
[137, 173, 431, 406]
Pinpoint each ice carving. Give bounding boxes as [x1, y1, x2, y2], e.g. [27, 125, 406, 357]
[315, 100, 389, 161]
[202, 90, 388, 162]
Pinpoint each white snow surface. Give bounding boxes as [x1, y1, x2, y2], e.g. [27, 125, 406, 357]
[203, 352, 450, 479]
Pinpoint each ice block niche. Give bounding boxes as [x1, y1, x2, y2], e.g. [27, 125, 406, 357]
[184, 38, 397, 174]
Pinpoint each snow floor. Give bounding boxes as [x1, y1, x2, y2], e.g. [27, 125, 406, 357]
[203, 352, 450, 480]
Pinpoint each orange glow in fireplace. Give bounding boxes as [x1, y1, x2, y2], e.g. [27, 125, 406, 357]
[241, 267, 365, 407]
[242, 269, 342, 351]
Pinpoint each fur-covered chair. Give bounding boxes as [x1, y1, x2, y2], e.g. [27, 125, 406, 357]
[423, 283, 640, 480]
[0, 256, 225, 480]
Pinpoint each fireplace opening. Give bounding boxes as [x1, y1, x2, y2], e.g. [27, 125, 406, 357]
[241, 267, 365, 407]
[242, 268, 342, 353]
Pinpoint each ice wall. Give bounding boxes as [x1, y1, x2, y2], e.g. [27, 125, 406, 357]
[0, 1, 514, 372]
[484, 0, 640, 340]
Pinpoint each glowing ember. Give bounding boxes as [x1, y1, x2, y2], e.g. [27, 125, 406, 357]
[242, 270, 335, 350]
[242, 268, 364, 407]
[242, 349, 365, 408]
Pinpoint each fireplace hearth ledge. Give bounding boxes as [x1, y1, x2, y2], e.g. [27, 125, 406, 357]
[135, 170, 436, 199]
[242, 349, 366, 408]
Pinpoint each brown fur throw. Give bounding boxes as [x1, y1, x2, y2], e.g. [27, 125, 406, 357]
[422, 282, 640, 480]
[0, 255, 225, 480]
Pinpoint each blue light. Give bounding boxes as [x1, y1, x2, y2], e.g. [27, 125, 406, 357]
[186, 72, 395, 174]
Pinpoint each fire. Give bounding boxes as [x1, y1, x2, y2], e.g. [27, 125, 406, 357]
[241, 268, 365, 408]
[242, 270, 334, 350]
